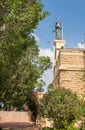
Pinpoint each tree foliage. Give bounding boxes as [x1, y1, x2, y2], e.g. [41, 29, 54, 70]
[0, 0, 51, 110]
[40, 87, 84, 129]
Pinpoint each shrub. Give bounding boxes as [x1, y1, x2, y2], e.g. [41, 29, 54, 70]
[40, 87, 83, 129]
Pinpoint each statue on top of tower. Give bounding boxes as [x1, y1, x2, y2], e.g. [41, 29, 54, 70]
[55, 18, 62, 40]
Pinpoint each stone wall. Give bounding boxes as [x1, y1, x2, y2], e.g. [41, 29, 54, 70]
[9, 126, 39, 130]
[53, 49, 85, 96]
[0, 111, 31, 123]
[2, 126, 39, 130]
[60, 71, 84, 96]
[60, 49, 85, 67]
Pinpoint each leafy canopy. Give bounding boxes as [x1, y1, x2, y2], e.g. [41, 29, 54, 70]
[0, 0, 51, 110]
[40, 87, 84, 129]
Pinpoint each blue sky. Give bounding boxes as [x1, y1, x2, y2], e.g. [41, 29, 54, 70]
[35, 0, 85, 49]
[35, 0, 85, 89]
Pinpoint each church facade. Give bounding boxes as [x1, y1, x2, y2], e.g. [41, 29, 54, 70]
[53, 20, 85, 97]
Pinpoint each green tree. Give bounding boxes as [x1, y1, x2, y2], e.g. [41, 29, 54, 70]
[40, 87, 84, 130]
[47, 83, 53, 91]
[80, 96, 85, 129]
[0, 0, 51, 110]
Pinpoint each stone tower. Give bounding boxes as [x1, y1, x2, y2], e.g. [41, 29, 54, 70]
[53, 19, 66, 65]
[53, 20, 85, 97]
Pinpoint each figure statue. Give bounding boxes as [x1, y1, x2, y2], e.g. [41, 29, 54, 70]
[55, 19, 62, 40]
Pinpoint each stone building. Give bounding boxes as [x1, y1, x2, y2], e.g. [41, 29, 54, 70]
[53, 19, 85, 97]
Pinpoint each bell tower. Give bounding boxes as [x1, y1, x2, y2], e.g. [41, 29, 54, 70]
[54, 19, 66, 65]
[53, 19, 85, 97]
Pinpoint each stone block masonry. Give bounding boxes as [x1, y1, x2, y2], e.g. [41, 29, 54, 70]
[53, 48, 85, 97]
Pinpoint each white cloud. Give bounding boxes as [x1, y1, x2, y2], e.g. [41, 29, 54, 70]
[78, 42, 85, 48]
[31, 33, 54, 91]
[42, 69, 53, 92]
[39, 48, 54, 91]
[39, 48, 54, 62]
[31, 33, 40, 42]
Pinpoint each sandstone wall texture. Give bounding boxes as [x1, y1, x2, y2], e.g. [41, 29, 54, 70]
[53, 49, 85, 97]
[0, 111, 31, 123]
